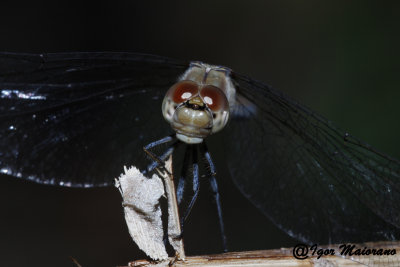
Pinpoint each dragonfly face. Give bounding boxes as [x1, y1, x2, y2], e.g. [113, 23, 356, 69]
[162, 62, 233, 144]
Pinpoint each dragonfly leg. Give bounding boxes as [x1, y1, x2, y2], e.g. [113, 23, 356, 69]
[176, 145, 192, 204]
[180, 145, 200, 233]
[143, 135, 177, 174]
[201, 142, 228, 252]
[144, 135, 175, 150]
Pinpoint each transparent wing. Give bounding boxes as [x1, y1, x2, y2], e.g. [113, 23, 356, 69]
[226, 72, 400, 245]
[0, 52, 187, 187]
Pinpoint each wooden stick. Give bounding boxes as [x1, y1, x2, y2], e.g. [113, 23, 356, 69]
[121, 241, 400, 266]
[156, 156, 185, 260]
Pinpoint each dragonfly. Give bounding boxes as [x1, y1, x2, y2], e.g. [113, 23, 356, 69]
[0, 52, 399, 261]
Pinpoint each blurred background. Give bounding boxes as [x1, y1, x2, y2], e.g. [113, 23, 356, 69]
[0, 1, 399, 266]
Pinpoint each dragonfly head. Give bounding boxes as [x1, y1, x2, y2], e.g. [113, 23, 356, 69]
[162, 80, 230, 144]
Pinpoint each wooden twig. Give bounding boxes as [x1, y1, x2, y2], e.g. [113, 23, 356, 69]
[120, 241, 400, 267]
[156, 156, 185, 260]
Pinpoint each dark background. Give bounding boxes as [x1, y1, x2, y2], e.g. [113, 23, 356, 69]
[0, 1, 399, 267]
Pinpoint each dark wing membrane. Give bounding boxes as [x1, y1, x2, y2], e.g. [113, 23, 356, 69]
[227, 72, 400, 245]
[0, 52, 187, 187]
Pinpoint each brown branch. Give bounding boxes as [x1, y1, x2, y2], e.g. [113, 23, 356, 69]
[119, 241, 400, 267]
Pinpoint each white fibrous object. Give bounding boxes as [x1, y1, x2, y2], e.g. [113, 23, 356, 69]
[115, 166, 168, 260]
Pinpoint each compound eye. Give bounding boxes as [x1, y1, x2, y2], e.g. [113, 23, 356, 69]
[167, 81, 199, 104]
[200, 85, 229, 111]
